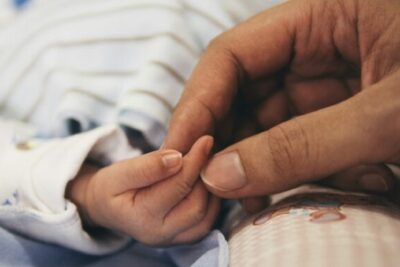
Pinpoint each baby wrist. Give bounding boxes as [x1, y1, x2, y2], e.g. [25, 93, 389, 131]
[66, 163, 99, 228]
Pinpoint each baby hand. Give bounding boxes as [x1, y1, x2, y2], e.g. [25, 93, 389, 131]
[67, 136, 219, 246]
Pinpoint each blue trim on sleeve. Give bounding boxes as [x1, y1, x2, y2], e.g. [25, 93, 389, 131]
[13, 0, 31, 9]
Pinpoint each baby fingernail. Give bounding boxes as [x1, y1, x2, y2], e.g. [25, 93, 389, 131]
[201, 151, 246, 192]
[162, 151, 182, 168]
[359, 174, 388, 192]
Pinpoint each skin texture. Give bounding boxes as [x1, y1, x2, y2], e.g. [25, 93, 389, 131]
[66, 136, 220, 246]
[67, 0, 400, 245]
[163, 0, 400, 209]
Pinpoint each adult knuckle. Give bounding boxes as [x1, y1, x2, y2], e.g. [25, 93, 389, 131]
[265, 119, 314, 181]
[208, 33, 228, 50]
[264, 125, 295, 180]
[208, 33, 238, 70]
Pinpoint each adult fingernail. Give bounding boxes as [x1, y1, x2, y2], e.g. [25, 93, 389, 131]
[162, 151, 182, 168]
[358, 174, 388, 192]
[203, 136, 214, 155]
[201, 151, 246, 191]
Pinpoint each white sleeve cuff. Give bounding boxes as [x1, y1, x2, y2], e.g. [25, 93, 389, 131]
[0, 125, 141, 255]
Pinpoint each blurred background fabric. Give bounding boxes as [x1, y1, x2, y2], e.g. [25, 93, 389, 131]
[0, 1, 284, 266]
[0, 0, 281, 148]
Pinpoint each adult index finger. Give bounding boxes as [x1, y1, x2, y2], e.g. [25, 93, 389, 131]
[163, 1, 296, 153]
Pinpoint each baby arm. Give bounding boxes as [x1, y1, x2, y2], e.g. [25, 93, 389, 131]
[67, 136, 220, 246]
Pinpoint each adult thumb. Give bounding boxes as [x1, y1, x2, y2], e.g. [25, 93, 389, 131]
[201, 88, 393, 198]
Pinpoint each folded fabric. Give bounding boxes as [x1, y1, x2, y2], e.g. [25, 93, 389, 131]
[0, 121, 139, 254]
[0, 226, 227, 267]
[0, 0, 271, 148]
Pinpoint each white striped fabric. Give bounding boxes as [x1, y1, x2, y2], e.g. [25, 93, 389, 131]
[0, 0, 278, 148]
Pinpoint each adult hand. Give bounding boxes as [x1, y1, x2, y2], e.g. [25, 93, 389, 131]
[164, 0, 400, 206]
